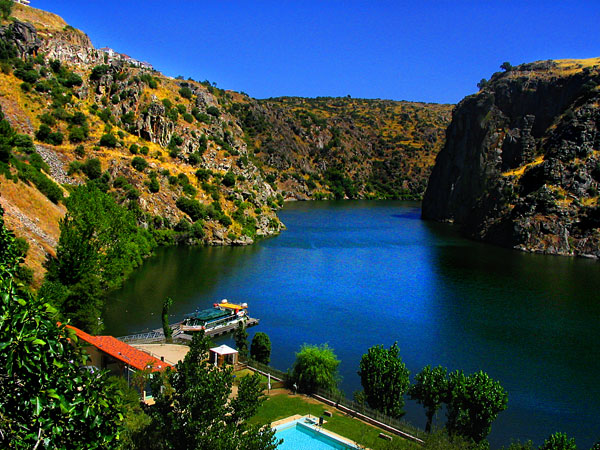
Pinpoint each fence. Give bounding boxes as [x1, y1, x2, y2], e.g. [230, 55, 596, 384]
[241, 358, 425, 444]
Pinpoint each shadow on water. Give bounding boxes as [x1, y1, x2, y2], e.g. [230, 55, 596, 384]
[422, 221, 600, 447]
[103, 244, 262, 336]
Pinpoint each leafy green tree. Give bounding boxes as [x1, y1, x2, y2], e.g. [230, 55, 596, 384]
[358, 342, 410, 419]
[538, 433, 577, 450]
[0, 1, 13, 21]
[131, 155, 148, 172]
[446, 370, 508, 444]
[0, 207, 125, 448]
[290, 343, 340, 393]
[500, 61, 513, 72]
[137, 332, 279, 449]
[162, 297, 173, 343]
[234, 321, 249, 358]
[250, 331, 271, 364]
[410, 365, 448, 432]
[42, 184, 153, 332]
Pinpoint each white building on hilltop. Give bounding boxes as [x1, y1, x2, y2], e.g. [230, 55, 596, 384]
[15, 0, 31, 5]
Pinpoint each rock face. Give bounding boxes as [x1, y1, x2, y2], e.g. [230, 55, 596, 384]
[423, 59, 600, 257]
[0, 20, 41, 57]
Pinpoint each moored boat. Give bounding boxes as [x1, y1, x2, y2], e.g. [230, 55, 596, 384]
[181, 300, 248, 333]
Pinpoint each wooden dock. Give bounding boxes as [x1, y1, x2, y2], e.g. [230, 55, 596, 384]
[203, 317, 259, 337]
[118, 317, 259, 344]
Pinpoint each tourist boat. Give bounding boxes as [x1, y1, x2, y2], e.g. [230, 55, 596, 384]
[180, 300, 248, 333]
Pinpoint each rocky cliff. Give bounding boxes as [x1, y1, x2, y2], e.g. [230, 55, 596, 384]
[423, 58, 600, 257]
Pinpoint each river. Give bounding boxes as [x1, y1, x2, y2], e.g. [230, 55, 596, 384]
[104, 200, 600, 448]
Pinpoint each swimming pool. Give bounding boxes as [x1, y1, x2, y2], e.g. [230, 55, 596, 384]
[275, 418, 359, 450]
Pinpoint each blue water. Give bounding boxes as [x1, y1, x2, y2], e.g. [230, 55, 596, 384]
[276, 421, 356, 450]
[105, 201, 600, 448]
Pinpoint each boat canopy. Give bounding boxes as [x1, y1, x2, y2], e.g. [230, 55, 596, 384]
[215, 302, 247, 310]
[184, 308, 231, 322]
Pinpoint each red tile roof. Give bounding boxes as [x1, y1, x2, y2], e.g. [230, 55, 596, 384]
[65, 325, 172, 372]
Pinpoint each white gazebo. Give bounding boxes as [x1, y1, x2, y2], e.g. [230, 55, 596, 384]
[209, 345, 238, 367]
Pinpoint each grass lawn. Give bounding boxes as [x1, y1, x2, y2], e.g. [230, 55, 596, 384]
[251, 393, 419, 450]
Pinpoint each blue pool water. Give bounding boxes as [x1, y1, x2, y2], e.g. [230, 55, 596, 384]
[276, 420, 357, 450]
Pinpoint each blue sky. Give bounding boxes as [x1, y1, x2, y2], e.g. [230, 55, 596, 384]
[32, 1, 600, 104]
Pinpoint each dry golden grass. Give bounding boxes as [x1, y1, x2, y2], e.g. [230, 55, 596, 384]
[11, 3, 68, 32]
[0, 175, 67, 287]
[502, 155, 544, 178]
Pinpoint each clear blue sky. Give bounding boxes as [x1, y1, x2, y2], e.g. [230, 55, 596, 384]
[32, 1, 600, 104]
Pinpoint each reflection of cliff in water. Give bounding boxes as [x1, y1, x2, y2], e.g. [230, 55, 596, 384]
[103, 245, 261, 336]
[423, 220, 600, 446]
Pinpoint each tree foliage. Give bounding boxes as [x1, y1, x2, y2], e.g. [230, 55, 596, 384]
[250, 331, 271, 364]
[0, 0, 13, 21]
[0, 208, 125, 448]
[358, 342, 410, 419]
[234, 321, 249, 358]
[410, 365, 448, 432]
[446, 370, 508, 443]
[136, 332, 279, 449]
[290, 343, 340, 393]
[162, 297, 173, 343]
[42, 184, 154, 332]
[538, 433, 577, 450]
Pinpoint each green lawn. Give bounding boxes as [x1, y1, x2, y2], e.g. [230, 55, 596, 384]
[251, 393, 419, 450]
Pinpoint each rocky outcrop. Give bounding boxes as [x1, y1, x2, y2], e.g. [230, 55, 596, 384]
[423, 59, 600, 257]
[0, 20, 40, 57]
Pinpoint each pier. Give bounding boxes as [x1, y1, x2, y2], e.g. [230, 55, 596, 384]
[118, 317, 259, 345]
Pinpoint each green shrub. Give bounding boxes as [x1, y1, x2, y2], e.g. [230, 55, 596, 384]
[140, 145, 149, 155]
[222, 171, 236, 187]
[129, 143, 139, 154]
[68, 126, 86, 143]
[38, 113, 56, 127]
[20, 82, 31, 92]
[74, 144, 85, 157]
[206, 106, 220, 117]
[179, 86, 193, 99]
[175, 197, 206, 222]
[81, 158, 102, 180]
[131, 156, 148, 172]
[99, 134, 117, 148]
[148, 177, 159, 193]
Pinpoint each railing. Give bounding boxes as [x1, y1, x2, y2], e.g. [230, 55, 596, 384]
[312, 387, 425, 443]
[241, 357, 425, 443]
[118, 331, 164, 344]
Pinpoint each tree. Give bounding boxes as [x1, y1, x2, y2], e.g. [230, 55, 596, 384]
[477, 78, 489, 90]
[0, 0, 13, 20]
[42, 184, 153, 332]
[358, 342, 410, 419]
[538, 433, 577, 450]
[250, 331, 271, 364]
[410, 365, 448, 432]
[162, 297, 173, 343]
[446, 370, 508, 443]
[0, 207, 125, 448]
[234, 321, 249, 358]
[500, 61, 513, 72]
[137, 332, 279, 449]
[290, 343, 340, 393]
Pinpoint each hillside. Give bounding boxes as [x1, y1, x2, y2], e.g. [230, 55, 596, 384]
[0, 3, 451, 284]
[231, 96, 452, 200]
[423, 58, 600, 257]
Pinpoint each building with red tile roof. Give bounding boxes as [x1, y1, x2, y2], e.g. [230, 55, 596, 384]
[65, 324, 172, 373]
